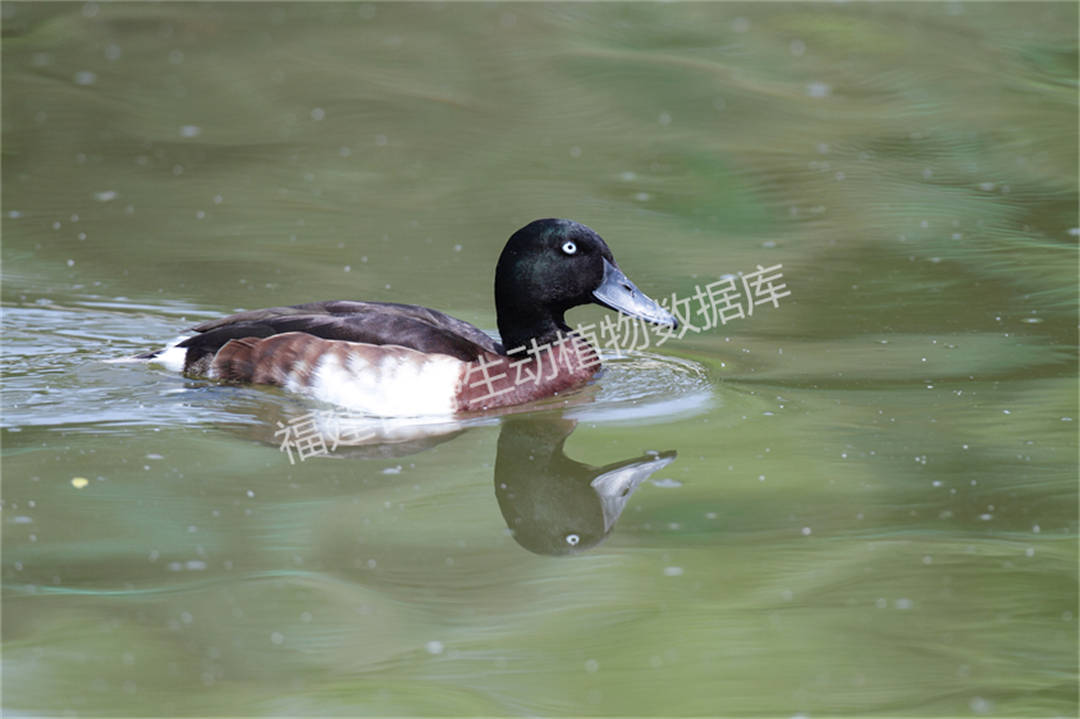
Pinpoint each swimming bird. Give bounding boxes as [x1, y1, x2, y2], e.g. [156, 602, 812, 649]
[145, 218, 677, 416]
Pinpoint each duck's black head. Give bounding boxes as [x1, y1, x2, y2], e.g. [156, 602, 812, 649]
[494, 218, 677, 351]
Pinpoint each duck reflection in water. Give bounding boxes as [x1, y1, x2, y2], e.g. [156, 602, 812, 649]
[494, 415, 676, 556]
[262, 406, 676, 556]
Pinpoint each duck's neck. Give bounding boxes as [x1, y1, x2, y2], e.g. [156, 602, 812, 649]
[497, 307, 570, 355]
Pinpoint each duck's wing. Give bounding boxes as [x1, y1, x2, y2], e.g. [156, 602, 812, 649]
[178, 300, 503, 367]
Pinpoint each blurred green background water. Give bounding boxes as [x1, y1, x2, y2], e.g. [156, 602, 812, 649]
[2, 2, 1077, 716]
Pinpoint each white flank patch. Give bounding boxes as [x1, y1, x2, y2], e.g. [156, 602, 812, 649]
[300, 348, 462, 417]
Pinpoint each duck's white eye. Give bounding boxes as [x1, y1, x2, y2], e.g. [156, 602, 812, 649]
[565, 533, 580, 546]
[561, 241, 577, 255]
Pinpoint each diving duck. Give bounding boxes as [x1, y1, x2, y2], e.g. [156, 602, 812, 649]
[144, 218, 677, 415]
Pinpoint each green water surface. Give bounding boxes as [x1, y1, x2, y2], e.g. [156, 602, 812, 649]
[2, 3, 1077, 716]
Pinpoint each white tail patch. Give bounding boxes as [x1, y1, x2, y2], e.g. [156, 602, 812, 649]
[143, 336, 192, 373]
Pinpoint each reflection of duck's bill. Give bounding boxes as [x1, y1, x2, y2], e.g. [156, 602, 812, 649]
[591, 451, 677, 533]
[592, 258, 679, 328]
